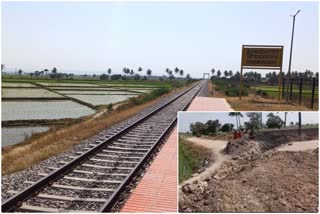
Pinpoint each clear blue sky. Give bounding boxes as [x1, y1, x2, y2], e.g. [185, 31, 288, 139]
[178, 112, 319, 132]
[1, 1, 318, 78]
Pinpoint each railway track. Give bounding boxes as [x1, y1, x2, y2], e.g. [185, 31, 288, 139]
[2, 81, 205, 212]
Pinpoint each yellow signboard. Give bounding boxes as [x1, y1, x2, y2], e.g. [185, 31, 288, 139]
[239, 45, 284, 101]
[242, 46, 283, 68]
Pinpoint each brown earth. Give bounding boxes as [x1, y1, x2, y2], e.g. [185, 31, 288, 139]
[180, 137, 319, 212]
[209, 82, 310, 111]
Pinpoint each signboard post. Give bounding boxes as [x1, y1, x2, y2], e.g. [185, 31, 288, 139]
[240, 45, 284, 100]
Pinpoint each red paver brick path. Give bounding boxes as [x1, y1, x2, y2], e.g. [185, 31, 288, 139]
[187, 97, 233, 111]
[121, 128, 177, 212]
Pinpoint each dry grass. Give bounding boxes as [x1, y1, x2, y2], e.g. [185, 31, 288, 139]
[226, 95, 310, 111]
[2, 85, 189, 175]
[209, 82, 310, 111]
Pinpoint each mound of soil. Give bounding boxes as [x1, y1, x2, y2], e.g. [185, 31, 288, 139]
[179, 148, 319, 212]
[223, 137, 262, 157]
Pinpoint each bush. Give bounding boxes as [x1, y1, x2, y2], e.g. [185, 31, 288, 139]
[129, 87, 170, 106]
[256, 89, 268, 97]
[225, 87, 248, 97]
[107, 103, 113, 111]
[110, 74, 122, 80]
[100, 74, 109, 80]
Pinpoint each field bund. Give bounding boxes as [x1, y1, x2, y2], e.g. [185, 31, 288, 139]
[1, 80, 167, 147]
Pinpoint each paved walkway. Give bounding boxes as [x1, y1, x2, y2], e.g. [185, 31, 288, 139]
[121, 128, 177, 212]
[187, 97, 233, 111]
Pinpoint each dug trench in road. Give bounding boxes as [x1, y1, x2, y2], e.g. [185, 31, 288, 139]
[179, 128, 319, 212]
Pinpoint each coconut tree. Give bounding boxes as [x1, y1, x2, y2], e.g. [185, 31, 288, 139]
[1, 64, 5, 73]
[229, 70, 233, 77]
[18, 69, 23, 78]
[44, 69, 49, 79]
[165, 68, 170, 77]
[229, 112, 243, 131]
[217, 70, 221, 78]
[179, 69, 184, 78]
[174, 67, 179, 77]
[224, 70, 229, 78]
[107, 68, 112, 75]
[146, 69, 152, 79]
[138, 67, 143, 73]
[211, 68, 215, 76]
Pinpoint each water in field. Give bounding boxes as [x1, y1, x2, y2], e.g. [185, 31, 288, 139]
[98, 83, 164, 88]
[67, 94, 138, 106]
[119, 88, 153, 93]
[2, 82, 37, 87]
[2, 126, 49, 147]
[57, 90, 140, 95]
[39, 83, 99, 87]
[50, 87, 117, 91]
[2, 88, 62, 98]
[2, 101, 95, 121]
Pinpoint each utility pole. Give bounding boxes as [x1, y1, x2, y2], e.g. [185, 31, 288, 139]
[286, 10, 301, 102]
[298, 112, 301, 136]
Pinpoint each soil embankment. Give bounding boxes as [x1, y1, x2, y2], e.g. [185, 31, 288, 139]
[179, 131, 319, 212]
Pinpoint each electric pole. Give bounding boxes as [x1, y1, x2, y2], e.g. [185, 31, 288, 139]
[286, 10, 301, 102]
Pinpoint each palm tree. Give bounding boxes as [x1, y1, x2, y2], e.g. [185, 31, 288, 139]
[52, 67, 57, 74]
[122, 67, 127, 75]
[107, 68, 112, 75]
[211, 68, 215, 76]
[229, 112, 243, 131]
[146, 69, 152, 79]
[229, 70, 233, 77]
[224, 70, 229, 78]
[34, 71, 40, 79]
[44, 69, 49, 79]
[18, 69, 23, 78]
[138, 67, 143, 73]
[217, 70, 221, 78]
[1, 64, 5, 73]
[174, 67, 179, 77]
[165, 68, 170, 76]
[179, 70, 184, 78]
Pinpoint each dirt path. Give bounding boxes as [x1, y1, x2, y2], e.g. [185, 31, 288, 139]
[277, 140, 318, 152]
[180, 137, 230, 186]
[179, 138, 319, 212]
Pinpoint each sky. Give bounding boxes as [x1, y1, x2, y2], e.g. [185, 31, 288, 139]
[1, 1, 319, 78]
[178, 111, 319, 132]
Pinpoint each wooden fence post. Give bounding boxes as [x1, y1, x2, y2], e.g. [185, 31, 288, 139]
[299, 78, 303, 105]
[311, 77, 316, 109]
[290, 78, 293, 101]
[282, 78, 286, 98]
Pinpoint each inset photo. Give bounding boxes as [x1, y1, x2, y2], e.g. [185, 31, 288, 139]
[178, 111, 319, 213]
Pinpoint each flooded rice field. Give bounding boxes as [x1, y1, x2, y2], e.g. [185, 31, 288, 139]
[57, 90, 140, 95]
[2, 101, 95, 121]
[2, 126, 49, 147]
[38, 83, 99, 87]
[2, 82, 37, 87]
[1, 80, 158, 147]
[2, 88, 62, 98]
[66, 94, 138, 106]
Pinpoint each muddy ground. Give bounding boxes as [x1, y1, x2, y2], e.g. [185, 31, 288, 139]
[179, 134, 319, 213]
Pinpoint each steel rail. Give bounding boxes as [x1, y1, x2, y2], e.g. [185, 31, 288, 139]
[2, 81, 204, 213]
[99, 80, 204, 212]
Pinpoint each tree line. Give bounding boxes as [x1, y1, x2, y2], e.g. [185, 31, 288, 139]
[189, 112, 303, 137]
[210, 68, 319, 85]
[1, 64, 192, 81]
